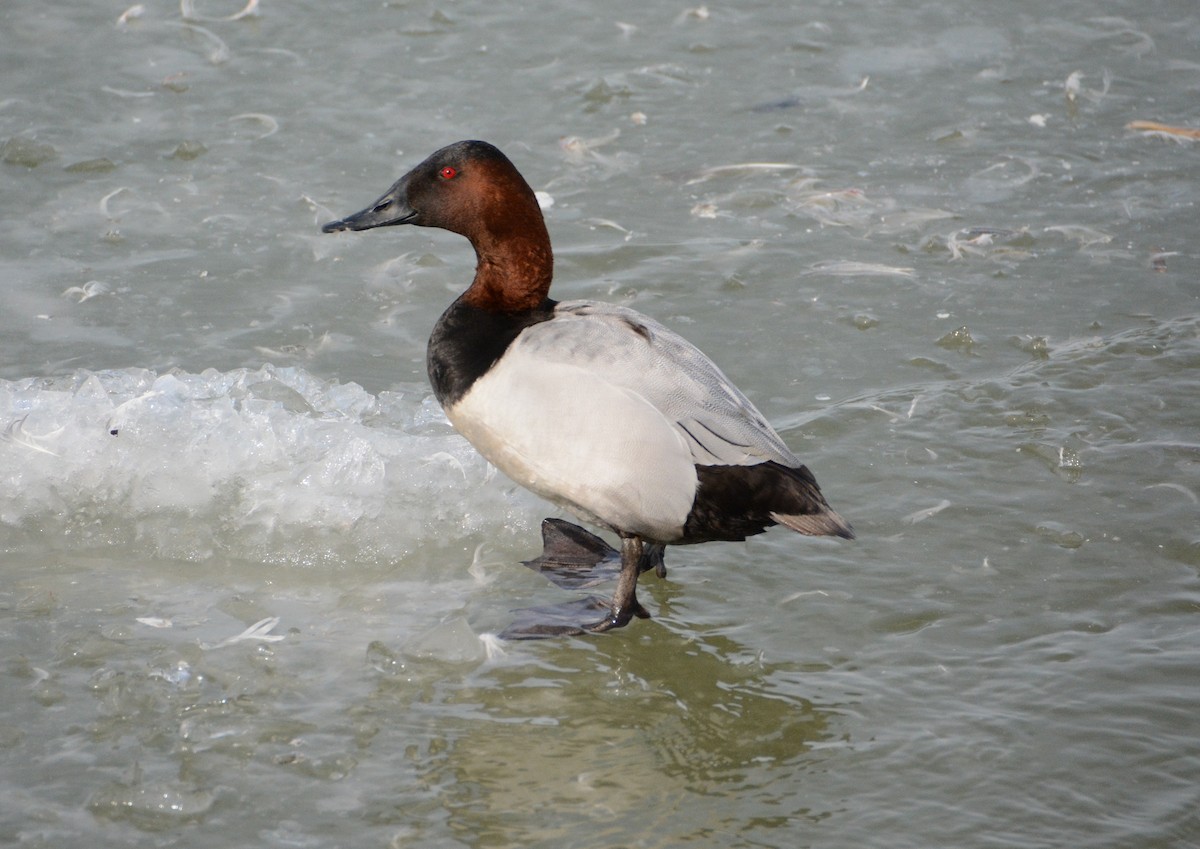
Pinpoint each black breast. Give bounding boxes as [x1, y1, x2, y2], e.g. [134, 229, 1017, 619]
[426, 296, 558, 407]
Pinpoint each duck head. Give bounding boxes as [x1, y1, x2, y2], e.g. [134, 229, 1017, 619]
[321, 140, 555, 311]
[321, 139, 543, 242]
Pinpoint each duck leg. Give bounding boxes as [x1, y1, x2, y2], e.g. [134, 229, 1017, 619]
[587, 533, 652, 633]
[500, 523, 661, 639]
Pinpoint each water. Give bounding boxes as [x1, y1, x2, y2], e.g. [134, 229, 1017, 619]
[3, 0, 1199, 846]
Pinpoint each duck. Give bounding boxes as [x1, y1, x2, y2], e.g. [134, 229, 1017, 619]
[322, 140, 853, 636]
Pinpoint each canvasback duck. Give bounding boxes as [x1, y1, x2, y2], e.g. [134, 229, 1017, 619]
[322, 140, 853, 636]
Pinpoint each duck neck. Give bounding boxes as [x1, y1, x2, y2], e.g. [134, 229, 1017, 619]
[462, 218, 554, 313]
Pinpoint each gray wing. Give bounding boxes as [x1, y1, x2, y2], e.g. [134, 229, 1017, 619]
[517, 300, 802, 468]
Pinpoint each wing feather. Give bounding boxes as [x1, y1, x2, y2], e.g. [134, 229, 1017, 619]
[523, 301, 800, 468]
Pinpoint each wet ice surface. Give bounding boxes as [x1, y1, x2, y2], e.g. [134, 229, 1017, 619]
[3, 0, 1200, 847]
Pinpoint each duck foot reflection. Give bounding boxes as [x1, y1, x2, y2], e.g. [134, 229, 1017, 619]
[499, 594, 654, 640]
[499, 596, 610, 639]
[500, 519, 665, 638]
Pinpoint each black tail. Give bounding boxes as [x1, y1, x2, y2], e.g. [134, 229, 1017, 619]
[683, 461, 854, 543]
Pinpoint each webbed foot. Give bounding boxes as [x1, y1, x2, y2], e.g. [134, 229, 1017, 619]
[521, 518, 666, 588]
[520, 518, 621, 588]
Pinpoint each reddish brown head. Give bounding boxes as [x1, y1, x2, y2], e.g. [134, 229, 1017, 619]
[323, 140, 553, 313]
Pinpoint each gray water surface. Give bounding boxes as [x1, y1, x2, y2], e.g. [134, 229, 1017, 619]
[3, 1, 1199, 847]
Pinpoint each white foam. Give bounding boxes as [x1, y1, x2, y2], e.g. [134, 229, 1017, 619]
[0, 366, 540, 565]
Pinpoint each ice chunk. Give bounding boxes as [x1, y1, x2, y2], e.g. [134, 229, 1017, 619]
[0, 366, 541, 565]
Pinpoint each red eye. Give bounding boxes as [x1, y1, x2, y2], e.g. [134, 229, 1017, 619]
[439, 166, 457, 180]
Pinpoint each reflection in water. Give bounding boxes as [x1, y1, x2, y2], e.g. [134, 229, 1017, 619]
[392, 629, 837, 846]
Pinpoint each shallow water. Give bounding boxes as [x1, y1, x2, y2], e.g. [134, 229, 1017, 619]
[3, 0, 1199, 846]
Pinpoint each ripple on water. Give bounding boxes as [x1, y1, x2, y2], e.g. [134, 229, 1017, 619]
[87, 767, 215, 832]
